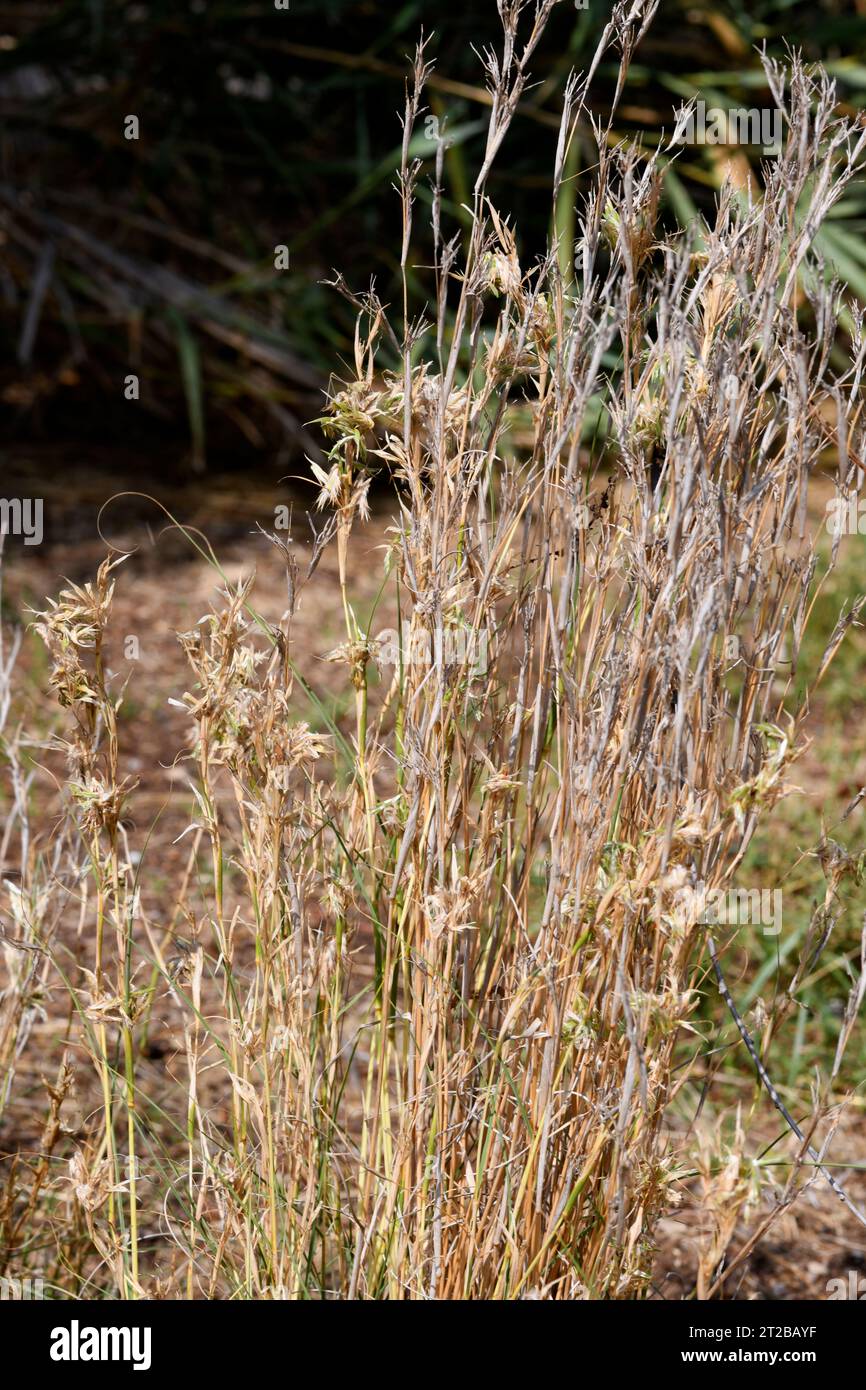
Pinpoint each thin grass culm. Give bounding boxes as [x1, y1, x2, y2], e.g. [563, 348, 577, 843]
[7, 1, 866, 1300]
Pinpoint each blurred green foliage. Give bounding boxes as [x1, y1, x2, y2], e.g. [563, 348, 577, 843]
[0, 0, 864, 463]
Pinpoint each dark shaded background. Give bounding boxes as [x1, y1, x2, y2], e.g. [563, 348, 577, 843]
[1, 0, 864, 484]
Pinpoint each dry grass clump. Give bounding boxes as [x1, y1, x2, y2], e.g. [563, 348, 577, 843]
[3, 2, 866, 1299]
